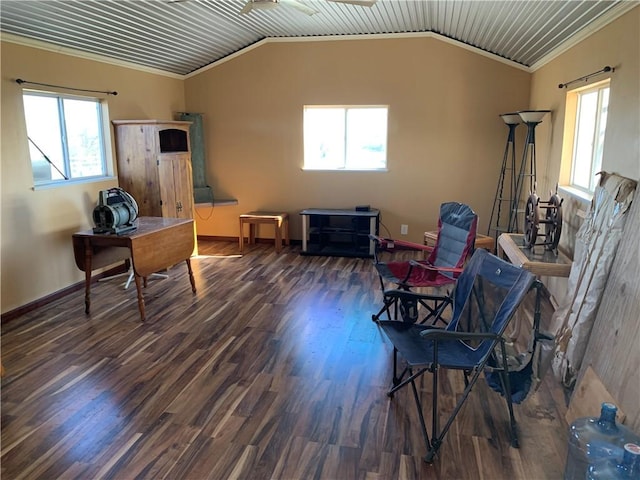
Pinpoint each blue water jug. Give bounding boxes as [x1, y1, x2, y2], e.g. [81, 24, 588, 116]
[587, 443, 640, 479]
[564, 403, 640, 480]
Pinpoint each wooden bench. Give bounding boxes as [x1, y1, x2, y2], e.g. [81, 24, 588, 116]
[239, 212, 290, 253]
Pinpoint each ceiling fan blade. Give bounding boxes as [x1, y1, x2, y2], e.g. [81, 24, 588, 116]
[326, 0, 376, 6]
[281, 0, 318, 16]
[240, 1, 255, 14]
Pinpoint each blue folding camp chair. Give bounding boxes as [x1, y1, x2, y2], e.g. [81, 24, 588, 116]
[378, 248, 538, 462]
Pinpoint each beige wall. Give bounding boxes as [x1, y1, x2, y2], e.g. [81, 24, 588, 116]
[1, 42, 185, 313]
[3, 7, 638, 316]
[529, 7, 639, 301]
[185, 37, 531, 243]
[530, 7, 640, 428]
[531, 7, 640, 196]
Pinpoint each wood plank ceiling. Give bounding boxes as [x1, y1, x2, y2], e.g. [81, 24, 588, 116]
[0, 0, 631, 75]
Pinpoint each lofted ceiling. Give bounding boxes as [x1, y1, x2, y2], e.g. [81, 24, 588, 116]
[0, 0, 634, 76]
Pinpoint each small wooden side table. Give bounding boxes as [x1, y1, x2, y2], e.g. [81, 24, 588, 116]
[239, 212, 290, 253]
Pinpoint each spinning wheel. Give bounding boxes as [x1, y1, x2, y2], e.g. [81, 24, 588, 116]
[544, 193, 563, 251]
[523, 190, 563, 251]
[524, 193, 539, 247]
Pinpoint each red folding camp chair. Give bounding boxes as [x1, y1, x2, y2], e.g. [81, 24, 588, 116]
[370, 202, 478, 325]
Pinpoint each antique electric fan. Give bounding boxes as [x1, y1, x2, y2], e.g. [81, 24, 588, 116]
[92, 187, 139, 235]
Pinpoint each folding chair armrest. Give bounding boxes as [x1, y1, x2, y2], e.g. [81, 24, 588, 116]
[369, 234, 394, 251]
[419, 329, 500, 341]
[392, 239, 433, 252]
[369, 234, 433, 253]
[408, 260, 464, 275]
[369, 234, 386, 244]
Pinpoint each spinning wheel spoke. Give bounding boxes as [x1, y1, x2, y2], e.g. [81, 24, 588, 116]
[544, 193, 563, 251]
[524, 193, 539, 247]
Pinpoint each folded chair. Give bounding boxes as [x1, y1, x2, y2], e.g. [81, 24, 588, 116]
[370, 202, 478, 325]
[379, 248, 537, 463]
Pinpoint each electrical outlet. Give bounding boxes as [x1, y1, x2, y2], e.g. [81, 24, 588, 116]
[401, 224, 408, 235]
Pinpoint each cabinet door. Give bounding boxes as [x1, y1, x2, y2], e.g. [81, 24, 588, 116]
[172, 154, 194, 219]
[158, 153, 193, 219]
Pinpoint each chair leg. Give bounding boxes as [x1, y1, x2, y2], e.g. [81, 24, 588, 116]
[427, 365, 485, 463]
[372, 300, 390, 322]
[409, 372, 432, 455]
[372, 275, 391, 322]
[372, 295, 396, 322]
[388, 365, 426, 396]
[392, 346, 399, 386]
[498, 370, 519, 448]
[498, 343, 519, 448]
[386, 364, 433, 458]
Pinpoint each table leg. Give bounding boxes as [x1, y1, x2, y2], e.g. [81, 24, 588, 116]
[284, 216, 290, 246]
[302, 215, 308, 253]
[83, 239, 92, 315]
[239, 218, 244, 252]
[275, 219, 282, 253]
[186, 259, 196, 293]
[249, 223, 256, 245]
[369, 216, 377, 256]
[133, 273, 146, 322]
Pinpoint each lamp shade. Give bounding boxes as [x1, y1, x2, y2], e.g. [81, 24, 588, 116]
[500, 113, 521, 125]
[518, 110, 551, 123]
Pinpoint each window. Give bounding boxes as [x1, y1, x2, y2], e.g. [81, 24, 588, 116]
[22, 90, 110, 186]
[303, 106, 388, 170]
[566, 81, 610, 193]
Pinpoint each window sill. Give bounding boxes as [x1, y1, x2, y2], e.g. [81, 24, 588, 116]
[195, 199, 238, 207]
[302, 168, 388, 172]
[32, 176, 117, 190]
[558, 185, 592, 204]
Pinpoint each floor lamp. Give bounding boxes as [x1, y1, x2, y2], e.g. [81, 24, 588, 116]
[509, 110, 550, 233]
[489, 112, 521, 244]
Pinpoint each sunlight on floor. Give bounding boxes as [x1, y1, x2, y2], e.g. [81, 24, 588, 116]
[192, 254, 243, 259]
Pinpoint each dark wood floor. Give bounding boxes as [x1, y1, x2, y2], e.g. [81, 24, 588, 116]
[1, 240, 569, 479]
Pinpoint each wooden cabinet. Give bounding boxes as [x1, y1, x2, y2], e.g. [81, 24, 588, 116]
[112, 120, 194, 220]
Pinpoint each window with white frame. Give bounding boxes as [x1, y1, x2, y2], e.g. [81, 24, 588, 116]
[22, 90, 111, 186]
[303, 105, 388, 170]
[567, 81, 610, 193]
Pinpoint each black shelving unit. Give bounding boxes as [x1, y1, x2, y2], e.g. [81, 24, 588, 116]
[300, 208, 380, 258]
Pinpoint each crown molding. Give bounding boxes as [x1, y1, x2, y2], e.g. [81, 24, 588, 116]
[1, 32, 183, 79]
[185, 31, 530, 79]
[5, 1, 635, 81]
